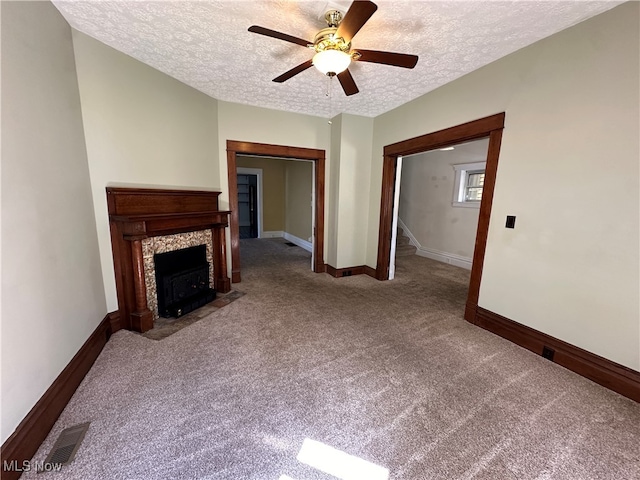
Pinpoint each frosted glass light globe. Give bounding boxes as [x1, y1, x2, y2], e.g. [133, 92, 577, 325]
[312, 50, 351, 75]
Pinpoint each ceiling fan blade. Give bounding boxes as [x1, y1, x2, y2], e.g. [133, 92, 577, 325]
[355, 49, 419, 69]
[248, 26, 311, 47]
[273, 60, 314, 83]
[335, 1, 378, 43]
[337, 69, 359, 96]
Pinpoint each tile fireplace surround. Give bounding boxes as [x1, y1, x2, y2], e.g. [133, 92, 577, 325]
[107, 187, 231, 333]
[142, 230, 215, 321]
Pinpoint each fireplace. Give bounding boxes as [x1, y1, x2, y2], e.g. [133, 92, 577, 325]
[107, 187, 231, 332]
[154, 245, 215, 317]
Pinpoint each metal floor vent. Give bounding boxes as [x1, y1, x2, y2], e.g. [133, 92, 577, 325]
[41, 422, 90, 472]
[284, 242, 297, 247]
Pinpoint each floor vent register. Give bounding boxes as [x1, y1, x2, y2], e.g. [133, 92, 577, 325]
[41, 422, 90, 472]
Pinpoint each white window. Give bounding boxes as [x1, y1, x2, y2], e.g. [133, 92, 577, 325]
[452, 162, 486, 208]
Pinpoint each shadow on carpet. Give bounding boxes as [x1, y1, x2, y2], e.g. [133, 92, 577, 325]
[141, 290, 245, 341]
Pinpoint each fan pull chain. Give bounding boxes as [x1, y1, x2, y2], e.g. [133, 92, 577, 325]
[326, 74, 334, 124]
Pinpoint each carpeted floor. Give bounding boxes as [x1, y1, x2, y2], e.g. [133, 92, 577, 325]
[23, 238, 640, 479]
[142, 291, 245, 341]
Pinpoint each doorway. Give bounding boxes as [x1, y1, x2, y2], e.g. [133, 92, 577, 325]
[236, 169, 261, 239]
[375, 113, 505, 323]
[227, 140, 326, 283]
[390, 138, 490, 278]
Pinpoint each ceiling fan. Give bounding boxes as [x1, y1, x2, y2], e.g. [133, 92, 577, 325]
[248, 0, 419, 96]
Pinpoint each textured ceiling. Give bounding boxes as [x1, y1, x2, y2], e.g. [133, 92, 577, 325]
[52, 1, 623, 118]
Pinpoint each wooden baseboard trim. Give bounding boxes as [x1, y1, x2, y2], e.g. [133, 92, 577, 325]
[325, 265, 366, 278]
[325, 265, 378, 279]
[1, 311, 118, 479]
[364, 266, 377, 279]
[108, 310, 122, 333]
[474, 307, 640, 402]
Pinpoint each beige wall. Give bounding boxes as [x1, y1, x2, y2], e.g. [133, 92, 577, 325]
[71, 31, 220, 312]
[235, 157, 313, 241]
[368, 3, 640, 369]
[4, 4, 637, 448]
[1, 1, 107, 443]
[236, 156, 285, 232]
[400, 139, 488, 260]
[327, 114, 343, 266]
[217, 101, 332, 266]
[285, 160, 313, 241]
[331, 114, 374, 268]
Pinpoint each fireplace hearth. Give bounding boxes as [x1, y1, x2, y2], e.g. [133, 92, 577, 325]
[154, 245, 215, 318]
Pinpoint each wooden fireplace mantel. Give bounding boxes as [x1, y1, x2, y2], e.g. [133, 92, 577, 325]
[107, 187, 231, 332]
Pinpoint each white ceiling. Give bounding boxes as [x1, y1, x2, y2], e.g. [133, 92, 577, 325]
[52, 1, 623, 118]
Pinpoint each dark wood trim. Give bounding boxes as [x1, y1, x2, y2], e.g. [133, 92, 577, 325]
[314, 152, 326, 274]
[226, 148, 241, 284]
[106, 187, 231, 332]
[464, 128, 503, 321]
[226, 140, 326, 282]
[364, 265, 377, 278]
[324, 265, 377, 279]
[108, 310, 122, 333]
[1, 312, 117, 480]
[383, 113, 506, 158]
[325, 265, 366, 278]
[376, 113, 506, 322]
[227, 141, 325, 161]
[474, 307, 640, 403]
[375, 155, 398, 281]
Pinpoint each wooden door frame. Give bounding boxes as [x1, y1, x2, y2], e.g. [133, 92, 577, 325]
[227, 140, 326, 282]
[375, 113, 505, 323]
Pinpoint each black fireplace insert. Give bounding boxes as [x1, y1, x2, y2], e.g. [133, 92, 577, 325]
[154, 245, 215, 318]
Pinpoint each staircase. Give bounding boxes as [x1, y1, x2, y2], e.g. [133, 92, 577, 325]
[395, 228, 417, 257]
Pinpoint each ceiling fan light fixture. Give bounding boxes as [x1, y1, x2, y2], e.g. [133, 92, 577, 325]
[313, 49, 351, 75]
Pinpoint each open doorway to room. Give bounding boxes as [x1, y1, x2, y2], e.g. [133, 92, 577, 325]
[227, 141, 326, 283]
[375, 113, 505, 323]
[392, 137, 490, 276]
[236, 155, 314, 247]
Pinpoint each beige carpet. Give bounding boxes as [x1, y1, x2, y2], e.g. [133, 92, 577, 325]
[23, 238, 640, 479]
[142, 291, 245, 341]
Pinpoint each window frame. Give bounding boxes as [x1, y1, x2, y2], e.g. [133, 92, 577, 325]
[452, 161, 486, 208]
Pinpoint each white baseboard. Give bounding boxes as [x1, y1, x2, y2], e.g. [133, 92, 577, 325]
[398, 218, 472, 270]
[283, 232, 313, 253]
[397, 218, 420, 248]
[415, 247, 472, 270]
[261, 231, 284, 239]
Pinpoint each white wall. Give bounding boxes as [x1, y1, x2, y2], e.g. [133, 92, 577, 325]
[367, 3, 639, 370]
[1, 1, 107, 443]
[71, 31, 220, 311]
[400, 139, 488, 261]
